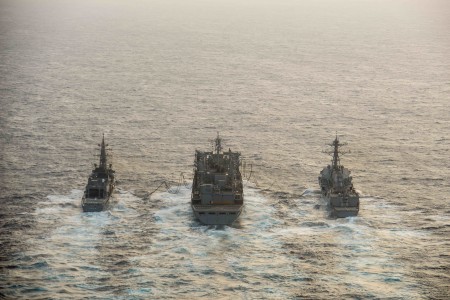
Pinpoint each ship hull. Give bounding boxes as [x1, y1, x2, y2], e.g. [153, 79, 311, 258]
[331, 206, 359, 218]
[81, 196, 111, 212]
[322, 193, 359, 218]
[81, 183, 114, 212]
[191, 204, 243, 225]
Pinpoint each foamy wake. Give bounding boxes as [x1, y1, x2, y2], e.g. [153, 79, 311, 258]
[13, 187, 429, 299]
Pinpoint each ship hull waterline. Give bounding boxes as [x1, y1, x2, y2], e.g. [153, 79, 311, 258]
[321, 195, 359, 218]
[81, 183, 114, 212]
[191, 204, 243, 225]
[330, 206, 359, 218]
[81, 196, 112, 212]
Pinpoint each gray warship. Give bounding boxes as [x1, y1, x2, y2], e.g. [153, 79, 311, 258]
[318, 136, 359, 218]
[81, 134, 116, 212]
[191, 133, 244, 225]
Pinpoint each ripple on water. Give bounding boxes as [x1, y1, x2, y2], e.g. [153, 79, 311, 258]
[2, 185, 443, 299]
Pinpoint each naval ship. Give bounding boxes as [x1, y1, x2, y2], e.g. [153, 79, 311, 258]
[318, 136, 359, 218]
[191, 134, 244, 225]
[81, 134, 116, 212]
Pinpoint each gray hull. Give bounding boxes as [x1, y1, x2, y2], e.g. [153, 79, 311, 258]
[331, 206, 359, 218]
[323, 193, 359, 218]
[81, 181, 114, 212]
[81, 197, 111, 212]
[192, 204, 243, 225]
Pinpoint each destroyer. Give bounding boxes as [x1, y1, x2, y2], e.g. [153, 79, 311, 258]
[318, 136, 359, 217]
[81, 134, 116, 212]
[191, 133, 244, 225]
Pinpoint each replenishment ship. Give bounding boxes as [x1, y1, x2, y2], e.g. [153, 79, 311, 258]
[81, 134, 115, 212]
[318, 136, 359, 217]
[191, 133, 244, 225]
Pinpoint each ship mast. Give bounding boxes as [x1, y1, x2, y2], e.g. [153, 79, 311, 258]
[214, 132, 223, 154]
[329, 134, 347, 170]
[99, 133, 107, 170]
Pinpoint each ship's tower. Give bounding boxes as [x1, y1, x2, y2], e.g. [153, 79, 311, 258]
[99, 134, 107, 170]
[330, 135, 347, 170]
[214, 132, 223, 154]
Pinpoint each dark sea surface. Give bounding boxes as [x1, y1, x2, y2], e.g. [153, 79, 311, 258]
[1, 0, 449, 299]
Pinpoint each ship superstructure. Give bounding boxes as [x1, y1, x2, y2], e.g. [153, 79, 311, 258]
[81, 134, 115, 212]
[191, 134, 244, 225]
[318, 136, 359, 217]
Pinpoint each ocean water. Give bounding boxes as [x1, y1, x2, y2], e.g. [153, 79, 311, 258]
[1, 0, 449, 299]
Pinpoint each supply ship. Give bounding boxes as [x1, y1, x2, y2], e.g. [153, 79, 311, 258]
[318, 136, 359, 217]
[191, 134, 244, 225]
[81, 134, 115, 212]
